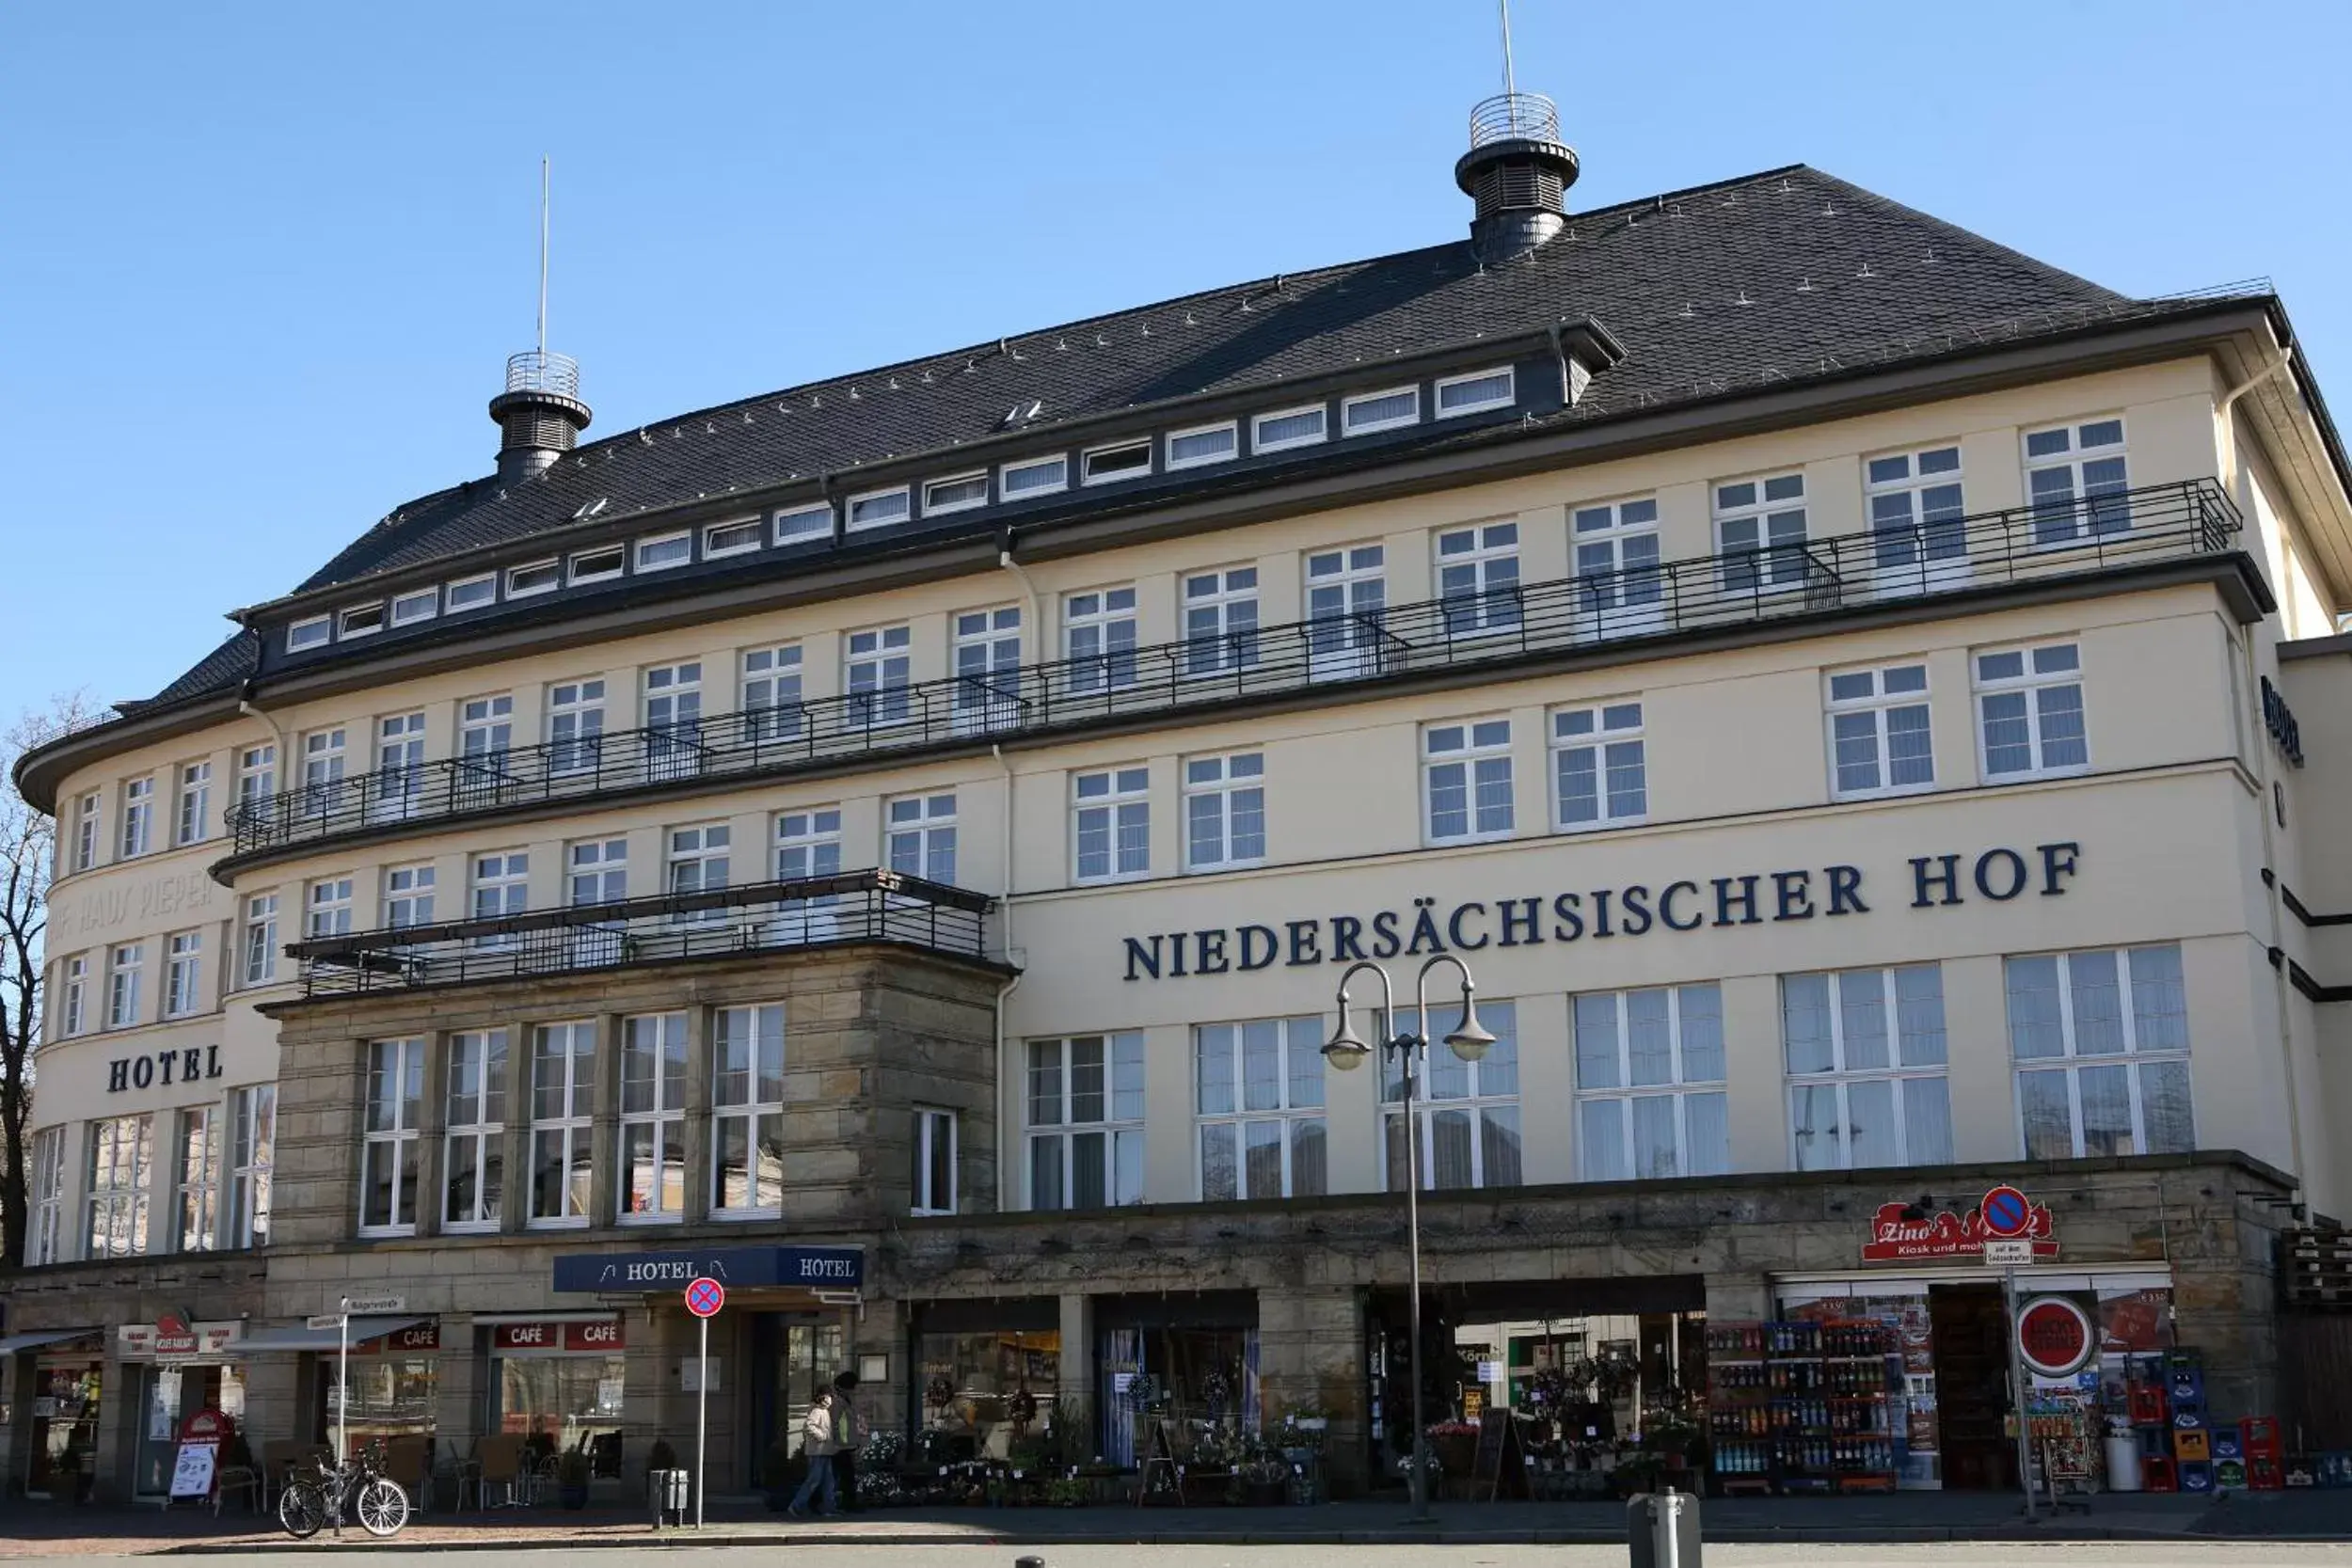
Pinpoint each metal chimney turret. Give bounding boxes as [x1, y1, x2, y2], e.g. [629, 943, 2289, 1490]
[1454, 91, 1580, 260]
[488, 160, 591, 479]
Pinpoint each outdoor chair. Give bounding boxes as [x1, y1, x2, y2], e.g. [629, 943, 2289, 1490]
[472, 1433, 526, 1510]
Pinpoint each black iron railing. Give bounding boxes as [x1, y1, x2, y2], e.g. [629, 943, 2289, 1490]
[230, 479, 2241, 858]
[288, 869, 993, 997]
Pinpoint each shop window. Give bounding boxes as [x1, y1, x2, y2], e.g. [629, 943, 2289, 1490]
[1827, 663, 1934, 799]
[174, 1106, 219, 1252]
[712, 1004, 786, 1216]
[360, 1038, 423, 1235]
[888, 792, 960, 883]
[1026, 1033, 1144, 1210]
[1436, 521, 1520, 637]
[778, 1322, 849, 1460]
[621, 1013, 688, 1221]
[1383, 999, 1520, 1190]
[1183, 752, 1264, 872]
[915, 1328, 1059, 1456]
[1424, 719, 1515, 844]
[1574, 985, 1727, 1180]
[2007, 944, 2192, 1158]
[28, 1125, 66, 1266]
[530, 1022, 596, 1226]
[1975, 641, 2088, 781]
[912, 1107, 957, 1215]
[86, 1113, 152, 1258]
[445, 1029, 509, 1232]
[1782, 965, 1952, 1170]
[1198, 1016, 1326, 1199]
[333, 1337, 437, 1453]
[1551, 702, 1645, 829]
[230, 1086, 274, 1248]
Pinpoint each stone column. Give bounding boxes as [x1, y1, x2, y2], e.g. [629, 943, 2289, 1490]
[1056, 1292, 1094, 1449]
[435, 1316, 483, 1481]
[1256, 1284, 1365, 1495]
[588, 1013, 621, 1227]
[500, 1023, 531, 1235]
[682, 1006, 713, 1222]
[415, 1030, 448, 1238]
[1705, 1272, 1773, 1323]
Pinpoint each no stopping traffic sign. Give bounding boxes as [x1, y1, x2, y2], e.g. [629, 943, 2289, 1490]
[685, 1277, 725, 1318]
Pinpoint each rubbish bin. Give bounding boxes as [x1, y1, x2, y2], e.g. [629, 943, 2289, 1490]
[1628, 1486, 1702, 1568]
[649, 1467, 692, 1528]
[2106, 1435, 2144, 1492]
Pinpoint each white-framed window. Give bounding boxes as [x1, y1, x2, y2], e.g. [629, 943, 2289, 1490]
[506, 559, 560, 597]
[667, 823, 729, 904]
[952, 606, 1023, 733]
[1552, 702, 1646, 830]
[359, 1037, 423, 1235]
[644, 660, 704, 777]
[119, 776, 155, 858]
[712, 1003, 786, 1216]
[620, 1012, 688, 1222]
[470, 851, 529, 921]
[300, 727, 347, 817]
[1826, 662, 1934, 800]
[1571, 498, 1664, 629]
[704, 516, 763, 558]
[2025, 418, 2131, 543]
[1064, 586, 1138, 693]
[1715, 473, 1810, 594]
[443, 1028, 507, 1232]
[72, 791, 100, 872]
[1081, 438, 1152, 485]
[528, 1022, 596, 1226]
[1343, 384, 1420, 436]
[911, 1107, 957, 1215]
[548, 678, 606, 774]
[28, 1126, 65, 1266]
[1305, 543, 1387, 680]
[741, 644, 804, 742]
[1198, 1016, 1327, 1200]
[887, 792, 958, 883]
[383, 863, 436, 928]
[235, 746, 276, 825]
[1382, 999, 1521, 1191]
[1026, 1032, 1145, 1210]
[1574, 984, 1729, 1180]
[569, 544, 625, 585]
[1183, 566, 1259, 676]
[845, 625, 912, 727]
[1424, 719, 1514, 844]
[1252, 403, 1327, 453]
[458, 693, 514, 791]
[1184, 752, 1264, 872]
[1073, 766, 1151, 882]
[106, 942, 142, 1028]
[174, 1106, 220, 1252]
[1436, 365, 1516, 418]
[2009, 944, 2192, 1158]
[1975, 641, 2088, 780]
[446, 573, 496, 611]
[164, 930, 202, 1018]
[390, 586, 439, 626]
[1866, 445, 1966, 572]
[1784, 966, 1953, 1170]
[923, 472, 991, 515]
[339, 602, 385, 639]
[373, 712, 426, 816]
[86, 1114, 152, 1258]
[635, 531, 691, 572]
[846, 484, 912, 531]
[230, 1085, 275, 1248]
[174, 761, 212, 847]
[286, 615, 330, 652]
[999, 454, 1069, 499]
[568, 837, 627, 905]
[774, 807, 843, 941]
[773, 501, 833, 544]
[306, 877, 353, 939]
[60, 955, 87, 1037]
[1437, 521, 1521, 636]
[241, 895, 278, 987]
[1167, 420, 1238, 469]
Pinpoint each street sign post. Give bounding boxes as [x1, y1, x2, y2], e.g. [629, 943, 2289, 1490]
[1980, 1185, 2036, 1519]
[684, 1278, 724, 1528]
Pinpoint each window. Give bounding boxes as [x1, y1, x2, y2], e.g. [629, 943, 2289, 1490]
[644, 661, 704, 778]
[1073, 767, 1151, 882]
[390, 586, 439, 626]
[242, 894, 278, 986]
[887, 793, 958, 883]
[568, 838, 627, 905]
[2025, 419, 2130, 543]
[383, 863, 436, 928]
[712, 1004, 786, 1215]
[230, 1085, 275, 1248]
[1574, 985, 1728, 1180]
[235, 746, 276, 826]
[1552, 703, 1645, 829]
[339, 602, 385, 639]
[60, 955, 87, 1037]
[164, 931, 202, 1017]
[458, 693, 514, 794]
[1424, 720, 1514, 843]
[1976, 642, 2088, 780]
[620, 1013, 687, 1221]
[529, 1022, 596, 1226]
[741, 645, 804, 742]
[548, 679, 606, 774]
[1571, 499, 1663, 632]
[847, 485, 912, 531]
[174, 1106, 219, 1252]
[1827, 663, 1933, 799]
[773, 502, 833, 544]
[1026, 1033, 1145, 1210]
[119, 776, 154, 858]
[666, 824, 729, 903]
[1184, 752, 1264, 872]
[1785, 966, 1953, 1170]
[1000, 454, 1068, 498]
[28, 1126, 64, 1266]
[287, 615, 329, 652]
[635, 531, 691, 572]
[174, 761, 212, 847]
[2008, 945, 2192, 1158]
[1343, 385, 1420, 435]
[1253, 404, 1327, 452]
[360, 1037, 423, 1234]
[373, 712, 426, 817]
[443, 1029, 508, 1232]
[106, 943, 142, 1028]
[924, 472, 990, 515]
[446, 573, 496, 611]
[1437, 522, 1521, 636]
[1436, 366, 1516, 417]
[1167, 421, 1237, 469]
[1866, 445, 1966, 575]
[506, 559, 559, 596]
[470, 852, 529, 943]
[1082, 439, 1152, 484]
[569, 545, 624, 584]
[300, 727, 347, 817]
[1305, 544, 1387, 680]
[845, 626, 912, 727]
[952, 607, 1022, 733]
[1065, 586, 1137, 693]
[86, 1114, 152, 1258]
[911, 1107, 957, 1215]
[1184, 566, 1259, 676]
[306, 877, 353, 939]
[72, 791, 100, 871]
[1198, 1016, 1327, 1199]
[1383, 999, 1521, 1191]
[1715, 473, 1810, 594]
[774, 808, 843, 941]
[705, 516, 763, 557]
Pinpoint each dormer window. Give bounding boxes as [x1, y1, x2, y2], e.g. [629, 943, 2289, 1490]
[847, 486, 912, 532]
[446, 574, 495, 611]
[1253, 404, 1327, 453]
[704, 517, 762, 557]
[287, 616, 329, 652]
[390, 588, 439, 626]
[1437, 366, 1516, 417]
[774, 503, 832, 544]
[924, 473, 990, 515]
[1343, 386, 1420, 435]
[507, 560, 559, 597]
[1082, 439, 1152, 485]
[635, 532, 691, 572]
[1167, 421, 1238, 470]
[1001, 454, 1068, 498]
[569, 546, 625, 585]
[338, 603, 385, 640]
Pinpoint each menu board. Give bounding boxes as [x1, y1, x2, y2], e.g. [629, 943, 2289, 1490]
[169, 1441, 217, 1499]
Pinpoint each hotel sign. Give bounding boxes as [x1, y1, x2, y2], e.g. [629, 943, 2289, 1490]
[551, 1244, 865, 1293]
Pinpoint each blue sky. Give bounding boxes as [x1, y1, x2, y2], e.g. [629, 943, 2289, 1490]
[4, 2, 2346, 731]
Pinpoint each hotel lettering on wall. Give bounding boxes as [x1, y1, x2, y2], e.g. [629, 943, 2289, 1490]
[1120, 842, 2083, 981]
[106, 1044, 225, 1094]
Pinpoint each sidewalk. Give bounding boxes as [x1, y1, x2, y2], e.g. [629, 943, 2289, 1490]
[1, 1488, 2349, 1557]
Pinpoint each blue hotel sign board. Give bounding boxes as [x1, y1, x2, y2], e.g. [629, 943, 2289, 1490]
[552, 1244, 864, 1293]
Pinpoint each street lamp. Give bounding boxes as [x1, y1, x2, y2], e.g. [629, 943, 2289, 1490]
[1325, 954, 1494, 1524]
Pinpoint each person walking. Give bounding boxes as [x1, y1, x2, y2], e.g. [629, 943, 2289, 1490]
[787, 1386, 839, 1517]
[830, 1370, 863, 1513]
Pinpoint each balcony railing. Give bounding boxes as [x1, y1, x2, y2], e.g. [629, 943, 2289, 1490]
[230, 479, 2241, 859]
[287, 868, 993, 997]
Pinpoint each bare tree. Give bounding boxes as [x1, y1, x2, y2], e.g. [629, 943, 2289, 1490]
[1, 693, 98, 1273]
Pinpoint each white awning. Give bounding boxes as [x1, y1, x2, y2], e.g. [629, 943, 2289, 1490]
[0, 1328, 101, 1355]
[235, 1316, 424, 1353]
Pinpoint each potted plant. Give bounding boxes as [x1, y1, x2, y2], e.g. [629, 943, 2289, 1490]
[556, 1447, 592, 1510]
[1241, 1447, 1291, 1507]
[760, 1437, 800, 1512]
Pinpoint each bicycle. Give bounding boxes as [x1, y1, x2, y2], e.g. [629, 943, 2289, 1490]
[277, 1444, 410, 1539]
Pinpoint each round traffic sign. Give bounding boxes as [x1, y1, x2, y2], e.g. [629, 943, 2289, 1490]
[1979, 1184, 2033, 1239]
[2015, 1294, 2094, 1376]
[684, 1277, 725, 1319]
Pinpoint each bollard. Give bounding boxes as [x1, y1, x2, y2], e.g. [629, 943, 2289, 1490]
[1626, 1486, 1702, 1568]
[1015, 1558, 1047, 1568]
